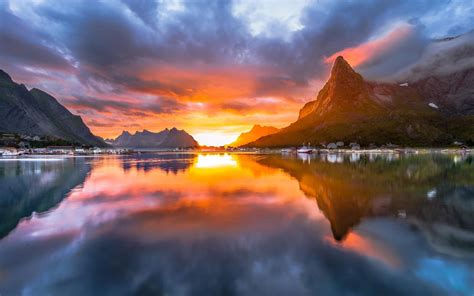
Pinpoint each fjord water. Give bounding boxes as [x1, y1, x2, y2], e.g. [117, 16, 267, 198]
[0, 153, 473, 295]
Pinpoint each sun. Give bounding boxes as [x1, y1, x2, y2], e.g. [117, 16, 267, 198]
[193, 132, 239, 147]
[194, 154, 238, 168]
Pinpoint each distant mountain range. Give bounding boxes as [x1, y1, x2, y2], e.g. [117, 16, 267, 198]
[230, 125, 279, 147]
[0, 69, 105, 146]
[247, 48, 474, 147]
[108, 128, 198, 148]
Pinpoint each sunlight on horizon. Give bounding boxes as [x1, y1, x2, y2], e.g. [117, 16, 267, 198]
[193, 132, 239, 146]
[194, 154, 238, 169]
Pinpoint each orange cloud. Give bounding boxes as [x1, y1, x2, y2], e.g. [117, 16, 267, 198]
[136, 63, 266, 101]
[62, 62, 315, 142]
[325, 24, 416, 67]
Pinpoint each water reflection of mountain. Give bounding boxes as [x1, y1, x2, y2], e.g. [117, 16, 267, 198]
[259, 154, 474, 256]
[0, 159, 90, 239]
[120, 153, 197, 174]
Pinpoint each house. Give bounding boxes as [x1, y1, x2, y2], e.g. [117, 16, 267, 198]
[47, 146, 75, 154]
[32, 148, 48, 154]
[0, 147, 20, 156]
[91, 147, 103, 154]
[74, 148, 86, 154]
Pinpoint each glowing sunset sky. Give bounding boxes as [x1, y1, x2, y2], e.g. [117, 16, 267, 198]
[0, 0, 472, 145]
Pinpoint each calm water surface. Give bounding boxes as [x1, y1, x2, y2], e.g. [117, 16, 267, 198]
[0, 152, 474, 295]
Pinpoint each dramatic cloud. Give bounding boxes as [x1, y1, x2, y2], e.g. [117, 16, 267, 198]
[391, 30, 474, 81]
[0, 0, 473, 143]
[327, 24, 429, 79]
[0, 9, 72, 77]
[67, 95, 185, 115]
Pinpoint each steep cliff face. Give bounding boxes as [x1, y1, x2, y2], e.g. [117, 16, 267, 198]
[0, 69, 105, 146]
[413, 68, 474, 115]
[246, 57, 474, 147]
[110, 128, 198, 148]
[230, 125, 279, 147]
[298, 56, 384, 122]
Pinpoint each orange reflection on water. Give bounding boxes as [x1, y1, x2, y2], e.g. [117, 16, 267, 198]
[327, 232, 401, 268]
[71, 154, 308, 204]
[62, 154, 324, 236]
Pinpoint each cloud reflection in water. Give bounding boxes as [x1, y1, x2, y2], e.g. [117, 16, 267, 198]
[0, 152, 473, 295]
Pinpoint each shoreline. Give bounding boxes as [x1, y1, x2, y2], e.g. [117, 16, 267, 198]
[0, 147, 472, 159]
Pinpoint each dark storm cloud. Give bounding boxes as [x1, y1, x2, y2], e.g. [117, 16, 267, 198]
[0, 0, 459, 81]
[109, 74, 193, 97]
[121, 0, 161, 28]
[394, 30, 474, 81]
[1, 0, 472, 113]
[68, 95, 186, 115]
[0, 9, 72, 73]
[252, 0, 448, 82]
[35, 0, 248, 68]
[68, 96, 133, 112]
[253, 75, 309, 98]
[358, 24, 430, 79]
[36, 1, 157, 68]
[25, 0, 252, 98]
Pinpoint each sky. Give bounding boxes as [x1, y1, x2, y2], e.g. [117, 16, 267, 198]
[0, 0, 473, 145]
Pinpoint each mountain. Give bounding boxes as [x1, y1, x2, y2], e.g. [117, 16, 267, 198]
[0, 69, 105, 146]
[109, 128, 198, 148]
[397, 31, 474, 116]
[412, 68, 474, 116]
[247, 56, 474, 147]
[229, 125, 279, 147]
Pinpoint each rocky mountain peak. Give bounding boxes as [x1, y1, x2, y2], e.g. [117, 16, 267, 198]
[249, 125, 261, 132]
[0, 69, 15, 86]
[230, 125, 279, 147]
[331, 56, 356, 77]
[297, 56, 374, 120]
[327, 56, 365, 90]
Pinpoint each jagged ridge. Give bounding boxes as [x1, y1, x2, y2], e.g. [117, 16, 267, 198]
[230, 125, 279, 147]
[109, 128, 198, 148]
[246, 56, 474, 147]
[0, 69, 105, 146]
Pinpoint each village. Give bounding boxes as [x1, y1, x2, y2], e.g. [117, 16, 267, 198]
[0, 145, 250, 157]
[0, 145, 133, 156]
[0, 132, 132, 156]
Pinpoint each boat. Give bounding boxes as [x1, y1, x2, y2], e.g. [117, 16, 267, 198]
[297, 143, 313, 154]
